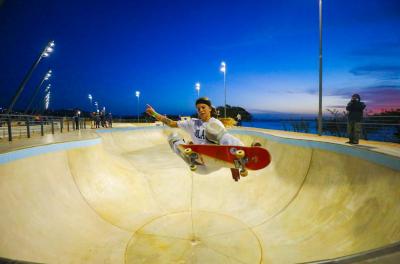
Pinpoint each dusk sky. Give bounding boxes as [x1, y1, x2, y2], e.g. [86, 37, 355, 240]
[0, 0, 399, 116]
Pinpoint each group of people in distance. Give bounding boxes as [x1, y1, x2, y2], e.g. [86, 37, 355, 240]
[90, 111, 112, 129]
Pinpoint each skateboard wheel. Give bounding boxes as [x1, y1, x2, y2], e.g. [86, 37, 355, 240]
[184, 148, 193, 155]
[190, 164, 197, 171]
[240, 169, 248, 177]
[235, 149, 245, 159]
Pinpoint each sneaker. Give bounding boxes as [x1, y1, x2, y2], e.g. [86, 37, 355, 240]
[167, 133, 185, 149]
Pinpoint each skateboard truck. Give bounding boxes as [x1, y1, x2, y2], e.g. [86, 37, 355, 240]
[233, 149, 248, 177]
[184, 148, 198, 171]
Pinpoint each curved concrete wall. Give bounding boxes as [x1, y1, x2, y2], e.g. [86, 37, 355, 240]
[0, 127, 399, 263]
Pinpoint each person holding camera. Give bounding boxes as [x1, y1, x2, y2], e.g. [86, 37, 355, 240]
[346, 94, 366, 145]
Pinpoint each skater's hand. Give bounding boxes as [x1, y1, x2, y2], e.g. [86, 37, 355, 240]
[146, 104, 156, 116]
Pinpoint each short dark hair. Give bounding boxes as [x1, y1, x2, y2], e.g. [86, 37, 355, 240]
[195, 97, 212, 108]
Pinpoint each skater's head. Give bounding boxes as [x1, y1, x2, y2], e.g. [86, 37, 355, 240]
[195, 97, 216, 121]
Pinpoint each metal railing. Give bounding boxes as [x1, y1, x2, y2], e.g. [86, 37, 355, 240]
[113, 118, 150, 123]
[0, 114, 90, 141]
[242, 116, 400, 143]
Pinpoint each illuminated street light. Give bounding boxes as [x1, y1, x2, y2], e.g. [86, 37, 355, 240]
[220, 61, 227, 118]
[88, 94, 93, 110]
[44, 87, 51, 110]
[135, 91, 140, 123]
[24, 69, 52, 114]
[94, 101, 99, 111]
[44, 84, 51, 92]
[41, 40, 55, 58]
[7, 40, 55, 114]
[195, 82, 200, 98]
[44, 70, 52, 80]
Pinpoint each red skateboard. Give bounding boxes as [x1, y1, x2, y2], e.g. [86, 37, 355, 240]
[178, 144, 271, 181]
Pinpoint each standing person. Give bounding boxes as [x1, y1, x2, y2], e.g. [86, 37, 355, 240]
[90, 112, 96, 129]
[95, 112, 101, 128]
[145, 97, 243, 153]
[73, 109, 80, 130]
[107, 112, 113, 128]
[346, 94, 366, 144]
[100, 111, 107, 128]
[236, 113, 242, 126]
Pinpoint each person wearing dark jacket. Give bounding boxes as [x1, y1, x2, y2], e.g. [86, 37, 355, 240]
[73, 109, 80, 130]
[346, 94, 366, 144]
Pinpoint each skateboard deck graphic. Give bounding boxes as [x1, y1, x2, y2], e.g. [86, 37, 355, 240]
[177, 144, 271, 179]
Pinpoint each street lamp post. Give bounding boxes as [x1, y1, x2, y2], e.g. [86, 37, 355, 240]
[94, 101, 99, 112]
[220, 61, 227, 118]
[195, 82, 200, 98]
[135, 91, 140, 123]
[7, 40, 55, 114]
[24, 69, 52, 114]
[318, 0, 323, 136]
[88, 94, 93, 111]
[44, 84, 51, 111]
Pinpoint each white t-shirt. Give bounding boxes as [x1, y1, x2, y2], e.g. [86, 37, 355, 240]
[177, 117, 243, 146]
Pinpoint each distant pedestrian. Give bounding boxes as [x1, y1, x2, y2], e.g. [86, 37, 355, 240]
[346, 94, 366, 144]
[107, 112, 113, 128]
[95, 112, 100, 128]
[90, 112, 96, 128]
[73, 109, 80, 130]
[100, 111, 107, 128]
[236, 113, 242, 126]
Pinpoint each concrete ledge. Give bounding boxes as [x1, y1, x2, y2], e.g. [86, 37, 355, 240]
[0, 138, 101, 164]
[230, 129, 400, 171]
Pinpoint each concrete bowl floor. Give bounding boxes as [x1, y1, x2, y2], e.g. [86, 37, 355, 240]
[0, 127, 399, 263]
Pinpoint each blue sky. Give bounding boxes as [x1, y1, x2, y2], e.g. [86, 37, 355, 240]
[0, 0, 399, 116]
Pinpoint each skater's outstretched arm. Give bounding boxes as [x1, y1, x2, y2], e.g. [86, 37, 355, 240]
[146, 104, 178, 128]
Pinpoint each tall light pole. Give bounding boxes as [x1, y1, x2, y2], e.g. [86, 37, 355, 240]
[195, 82, 200, 98]
[318, 0, 323, 136]
[94, 101, 99, 112]
[88, 94, 93, 111]
[44, 84, 51, 111]
[24, 69, 52, 114]
[135, 91, 140, 123]
[7, 40, 55, 114]
[220, 61, 227, 118]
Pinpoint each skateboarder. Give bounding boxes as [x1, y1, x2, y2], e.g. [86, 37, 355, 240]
[146, 97, 243, 154]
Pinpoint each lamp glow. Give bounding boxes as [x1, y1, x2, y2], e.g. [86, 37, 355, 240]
[220, 61, 226, 73]
[195, 82, 200, 97]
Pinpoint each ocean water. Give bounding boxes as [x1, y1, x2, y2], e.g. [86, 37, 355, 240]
[240, 120, 399, 143]
[241, 120, 318, 133]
